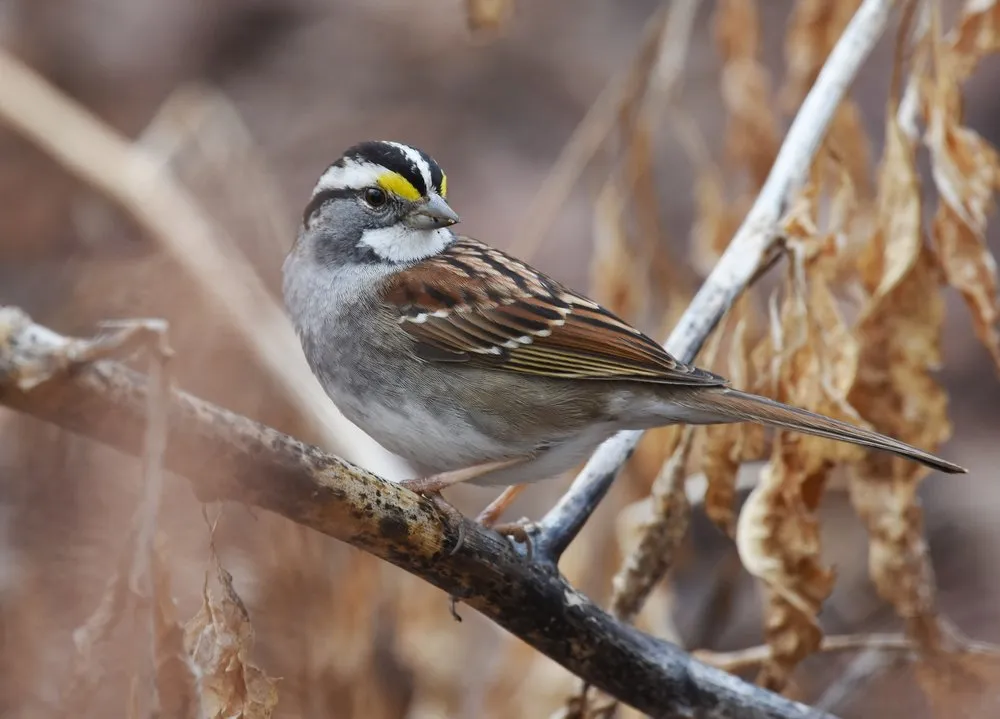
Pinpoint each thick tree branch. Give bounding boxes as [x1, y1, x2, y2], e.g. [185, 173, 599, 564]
[0, 306, 833, 719]
[531, 0, 897, 564]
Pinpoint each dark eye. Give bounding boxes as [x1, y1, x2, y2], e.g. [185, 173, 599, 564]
[363, 187, 387, 208]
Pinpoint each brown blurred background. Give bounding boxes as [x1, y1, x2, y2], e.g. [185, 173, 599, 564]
[1, 1, 999, 717]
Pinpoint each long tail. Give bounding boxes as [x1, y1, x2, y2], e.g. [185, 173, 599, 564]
[687, 388, 966, 474]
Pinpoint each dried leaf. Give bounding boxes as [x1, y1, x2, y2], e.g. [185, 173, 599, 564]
[466, 0, 513, 33]
[780, 0, 862, 111]
[714, 0, 780, 188]
[849, 106, 949, 650]
[920, 0, 1000, 372]
[947, 0, 1000, 82]
[736, 195, 866, 689]
[736, 459, 835, 691]
[702, 300, 766, 536]
[590, 182, 647, 325]
[863, 114, 923, 298]
[925, 117, 1000, 371]
[719, 59, 781, 189]
[713, 0, 760, 62]
[185, 560, 279, 719]
[932, 204, 1000, 369]
[826, 100, 873, 197]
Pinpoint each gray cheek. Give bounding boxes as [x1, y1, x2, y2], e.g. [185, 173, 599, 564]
[310, 199, 403, 267]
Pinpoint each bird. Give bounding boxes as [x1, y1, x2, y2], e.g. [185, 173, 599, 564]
[282, 140, 965, 532]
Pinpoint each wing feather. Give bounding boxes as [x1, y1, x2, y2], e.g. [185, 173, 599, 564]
[382, 237, 726, 386]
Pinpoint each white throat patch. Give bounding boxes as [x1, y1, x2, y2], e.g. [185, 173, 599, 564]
[357, 226, 454, 263]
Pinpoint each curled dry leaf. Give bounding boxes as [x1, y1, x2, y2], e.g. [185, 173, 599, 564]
[736, 202, 863, 690]
[923, 9, 1000, 371]
[848, 107, 949, 650]
[932, 202, 1000, 371]
[946, 0, 1000, 82]
[736, 459, 834, 692]
[184, 559, 279, 719]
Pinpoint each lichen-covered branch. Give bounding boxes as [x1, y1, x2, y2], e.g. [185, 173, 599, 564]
[0, 306, 833, 719]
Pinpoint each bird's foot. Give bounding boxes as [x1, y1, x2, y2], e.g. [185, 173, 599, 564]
[491, 517, 538, 560]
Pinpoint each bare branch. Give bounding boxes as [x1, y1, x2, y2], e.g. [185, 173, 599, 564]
[0, 306, 833, 719]
[531, 0, 897, 565]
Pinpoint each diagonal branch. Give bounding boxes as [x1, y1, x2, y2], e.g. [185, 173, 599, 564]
[530, 0, 897, 565]
[0, 305, 834, 719]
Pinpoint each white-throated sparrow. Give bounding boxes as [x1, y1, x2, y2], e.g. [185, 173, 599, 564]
[282, 141, 964, 525]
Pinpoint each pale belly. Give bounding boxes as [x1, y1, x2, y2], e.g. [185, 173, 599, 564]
[321, 366, 619, 487]
[351, 400, 620, 487]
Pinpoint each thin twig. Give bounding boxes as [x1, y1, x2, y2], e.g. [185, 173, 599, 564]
[0, 306, 831, 719]
[697, 633, 918, 673]
[530, 0, 897, 565]
[128, 322, 172, 597]
[695, 630, 1000, 674]
[128, 321, 173, 715]
[813, 648, 901, 713]
[0, 48, 409, 479]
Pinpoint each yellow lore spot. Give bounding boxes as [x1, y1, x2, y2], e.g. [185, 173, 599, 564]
[439, 174, 448, 198]
[376, 172, 422, 201]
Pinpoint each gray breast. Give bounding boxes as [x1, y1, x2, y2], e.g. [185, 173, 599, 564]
[284, 248, 610, 471]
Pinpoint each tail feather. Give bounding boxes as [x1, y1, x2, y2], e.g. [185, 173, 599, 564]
[690, 388, 966, 474]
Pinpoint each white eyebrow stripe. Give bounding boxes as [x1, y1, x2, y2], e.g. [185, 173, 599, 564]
[386, 141, 433, 195]
[313, 159, 386, 195]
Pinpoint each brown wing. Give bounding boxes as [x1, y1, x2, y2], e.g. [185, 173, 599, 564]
[381, 237, 727, 386]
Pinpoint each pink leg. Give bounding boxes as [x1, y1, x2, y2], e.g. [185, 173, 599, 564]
[475, 484, 527, 528]
[397, 458, 525, 494]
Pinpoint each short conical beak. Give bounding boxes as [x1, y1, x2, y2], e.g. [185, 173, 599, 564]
[403, 194, 460, 230]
